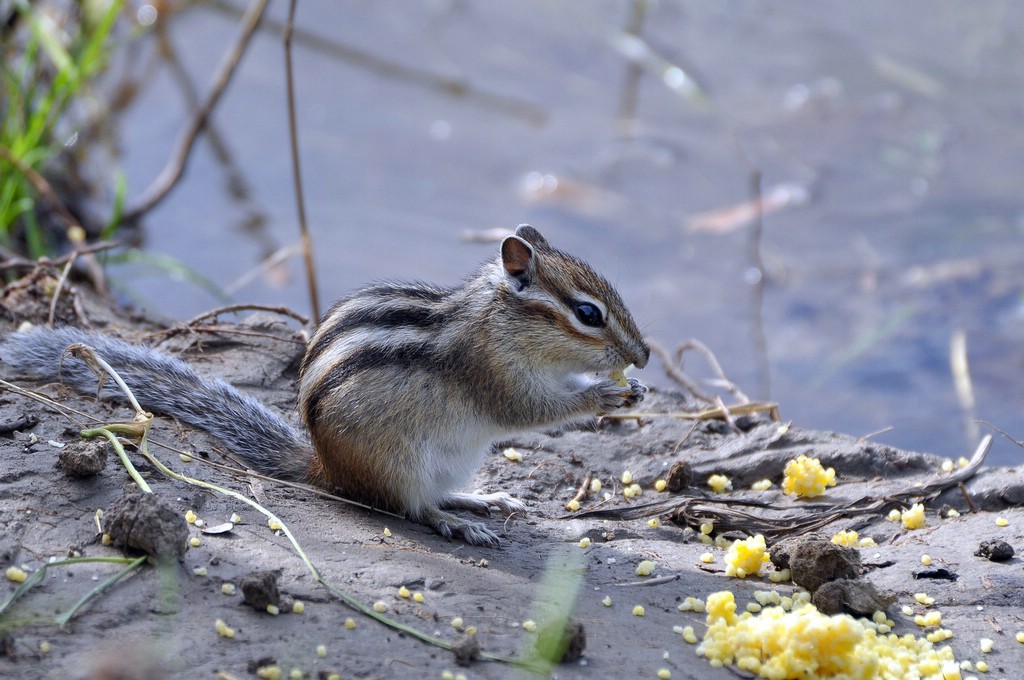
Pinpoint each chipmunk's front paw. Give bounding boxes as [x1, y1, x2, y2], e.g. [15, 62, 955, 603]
[594, 377, 647, 412]
[442, 491, 528, 517]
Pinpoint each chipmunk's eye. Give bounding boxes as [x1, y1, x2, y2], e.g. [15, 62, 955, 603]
[573, 302, 604, 328]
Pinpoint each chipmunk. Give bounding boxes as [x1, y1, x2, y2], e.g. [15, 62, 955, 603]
[2, 225, 649, 545]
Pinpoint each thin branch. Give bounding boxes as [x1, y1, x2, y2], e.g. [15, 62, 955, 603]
[122, 0, 270, 222]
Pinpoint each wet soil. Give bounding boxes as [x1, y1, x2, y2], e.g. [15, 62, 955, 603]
[1, 289, 1023, 679]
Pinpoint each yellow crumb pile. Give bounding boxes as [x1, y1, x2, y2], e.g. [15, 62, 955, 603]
[724, 534, 770, 578]
[830, 530, 877, 548]
[782, 455, 836, 498]
[696, 591, 961, 680]
[707, 474, 733, 493]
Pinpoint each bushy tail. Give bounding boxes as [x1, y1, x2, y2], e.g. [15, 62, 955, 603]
[1, 326, 311, 481]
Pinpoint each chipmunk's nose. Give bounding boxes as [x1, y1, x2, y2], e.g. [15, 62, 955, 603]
[634, 341, 651, 369]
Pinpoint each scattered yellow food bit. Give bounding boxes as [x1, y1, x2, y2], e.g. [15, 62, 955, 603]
[621, 470, 634, 485]
[413, 592, 425, 603]
[901, 503, 927, 530]
[185, 510, 197, 524]
[451, 616, 464, 629]
[372, 600, 388, 613]
[657, 669, 671, 679]
[5, 566, 27, 583]
[566, 499, 581, 512]
[578, 537, 592, 549]
[746, 602, 762, 613]
[699, 522, 714, 535]
[193, 566, 207, 577]
[782, 454, 836, 497]
[292, 601, 305, 614]
[678, 597, 706, 613]
[344, 618, 356, 629]
[189, 537, 201, 548]
[699, 552, 714, 564]
[648, 517, 661, 528]
[39, 640, 50, 653]
[979, 637, 994, 653]
[921, 554, 932, 566]
[214, 618, 236, 639]
[442, 672, 454, 680]
[957, 456, 969, 468]
[230, 513, 242, 524]
[522, 620, 537, 633]
[914, 611, 942, 627]
[268, 517, 283, 531]
[194, 518, 205, 527]
[698, 534, 713, 545]
[995, 516, 1009, 527]
[397, 585, 411, 599]
[707, 474, 733, 493]
[768, 568, 791, 583]
[632, 605, 645, 617]
[913, 592, 936, 606]
[976, 660, 989, 673]
[724, 534, 768, 579]
[256, 665, 281, 680]
[831, 530, 860, 546]
[221, 583, 236, 596]
[941, 459, 954, 473]
[179, 453, 193, 463]
[682, 625, 698, 644]
[383, 527, 392, 537]
[1017, 631, 1024, 643]
[589, 478, 602, 494]
[629, 482, 643, 497]
[751, 479, 773, 492]
[654, 479, 668, 492]
[267, 604, 280, 616]
[602, 595, 613, 607]
[502, 447, 523, 462]
[887, 509, 902, 522]
[316, 644, 327, 658]
[946, 509, 961, 518]
[101, 533, 112, 546]
[610, 368, 629, 387]
[697, 591, 962, 679]
[636, 560, 656, 576]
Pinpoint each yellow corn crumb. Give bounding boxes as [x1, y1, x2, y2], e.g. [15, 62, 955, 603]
[413, 592, 425, 603]
[502, 447, 523, 462]
[887, 509, 902, 522]
[699, 552, 714, 564]
[979, 637, 994, 653]
[698, 534, 713, 545]
[214, 618, 235, 639]
[5, 566, 28, 583]
[995, 516, 1009, 527]
[230, 512, 242, 523]
[831, 530, 860, 546]
[941, 459, 954, 473]
[344, 618, 356, 629]
[782, 455, 836, 497]
[914, 592, 936, 606]
[621, 470, 634, 485]
[316, 643, 327, 657]
[602, 595, 613, 607]
[648, 517, 661, 528]
[657, 669, 671, 679]
[194, 517, 205, 526]
[292, 601, 305, 614]
[700, 521, 714, 535]
[654, 479, 668, 492]
[589, 478, 602, 494]
[398, 585, 411, 598]
[746, 602, 762, 613]
[256, 665, 281, 680]
[451, 616, 464, 629]
[383, 527, 392, 537]
[442, 672, 454, 680]
[682, 625, 698, 644]
[185, 509, 197, 524]
[221, 583, 236, 596]
[913, 611, 942, 627]
[636, 560, 656, 576]
[101, 533, 112, 546]
[39, 640, 50, 653]
[678, 596, 706, 613]
[193, 566, 207, 577]
[578, 537, 592, 548]
[751, 479, 773, 491]
[522, 619, 537, 632]
[946, 508, 961, 518]
[268, 517, 283, 531]
[623, 485, 637, 499]
[921, 554, 932, 566]
[267, 604, 280, 616]
[901, 503, 927, 530]
[976, 660, 989, 673]
[768, 568, 791, 583]
[629, 482, 643, 497]
[724, 534, 768, 579]
[373, 601, 388, 613]
[707, 474, 732, 493]
[189, 537, 201, 548]
[632, 604, 645, 616]
[1016, 631, 1024, 643]
[697, 590, 963, 679]
[610, 368, 629, 387]
[289, 670, 303, 680]
[566, 499, 581, 512]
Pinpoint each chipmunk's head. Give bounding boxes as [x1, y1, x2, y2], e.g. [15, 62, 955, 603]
[496, 224, 649, 374]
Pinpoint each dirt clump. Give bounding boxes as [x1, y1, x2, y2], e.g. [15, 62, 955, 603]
[770, 534, 861, 592]
[239, 570, 281, 611]
[57, 440, 107, 477]
[104, 493, 188, 561]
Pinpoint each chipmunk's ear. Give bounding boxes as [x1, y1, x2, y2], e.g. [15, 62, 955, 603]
[513, 224, 549, 250]
[501, 232, 536, 289]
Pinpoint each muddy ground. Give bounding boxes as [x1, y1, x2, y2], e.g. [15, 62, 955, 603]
[1, 280, 1022, 680]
